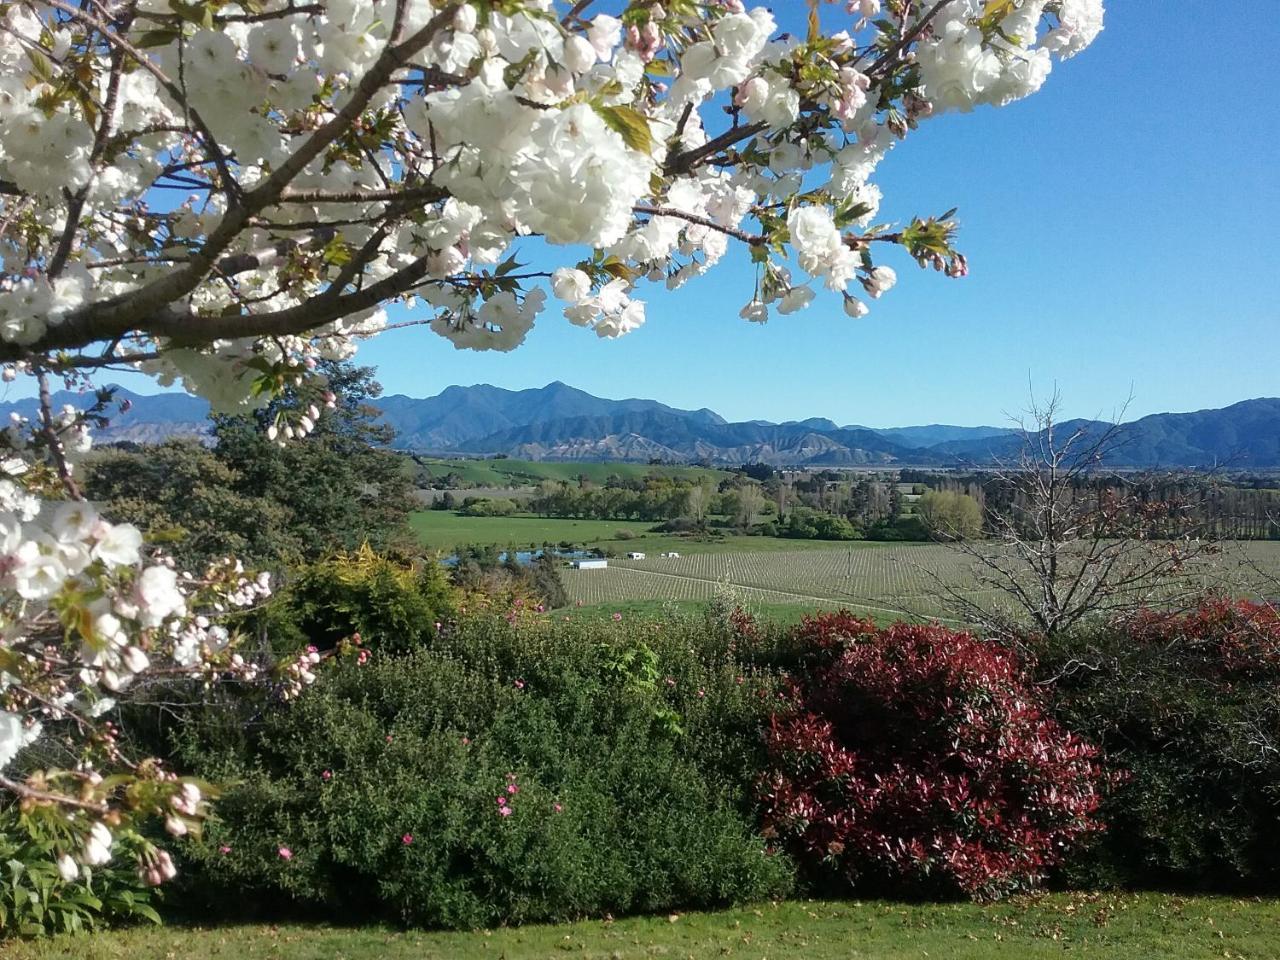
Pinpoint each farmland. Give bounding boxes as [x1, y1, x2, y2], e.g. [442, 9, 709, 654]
[563, 540, 1280, 620]
[562, 543, 985, 619]
[409, 510, 1280, 620]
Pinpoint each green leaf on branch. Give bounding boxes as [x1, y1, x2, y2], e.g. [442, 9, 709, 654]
[595, 104, 654, 155]
[321, 236, 353, 267]
[494, 255, 524, 277]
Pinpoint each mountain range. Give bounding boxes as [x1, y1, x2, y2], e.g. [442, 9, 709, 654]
[5, 382, 1279, 470]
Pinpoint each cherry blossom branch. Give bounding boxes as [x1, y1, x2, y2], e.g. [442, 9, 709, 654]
[42, 0, 242, 204]
[35, 368, 83, 500]
[863, 0, 952, 78]
[633, 205, 766, 246]
[0, 774, 109, 815]
[665, 121, 767, 176]
[38, 3, 460, 354]
[561, 0, 596, 26]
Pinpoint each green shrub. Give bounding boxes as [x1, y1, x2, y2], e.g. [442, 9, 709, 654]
[268, 547, 457, 655]
[1037, 600, 1280, 890]
[0, 807, 160, 936]
[459, 498, 517, 517]
[170, 611, 795, 928]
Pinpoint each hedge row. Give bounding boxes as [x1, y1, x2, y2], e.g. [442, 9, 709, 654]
[128, 579, 1280, 928]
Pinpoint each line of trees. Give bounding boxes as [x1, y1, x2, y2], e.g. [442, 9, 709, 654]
[901, 470, 1280, 541]
[528, 478, 712, 523]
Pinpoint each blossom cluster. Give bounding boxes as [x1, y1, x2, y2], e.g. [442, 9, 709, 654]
[0, 485, 298, 883]
[0, 0, 1102, 412]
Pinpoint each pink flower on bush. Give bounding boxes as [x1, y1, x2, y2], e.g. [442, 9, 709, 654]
[513, 679, 525, 690]
[497, 796, 508, 806]
[321, 769, 332, 781]
[402, 834, 413, 845]
[507, 784, 518, 795]
[218, 845, 231, 855]
[499, 806, 513, 818]
[385, 734, 393, 743]
[612, 612, 622, 622]
[553, 803, 563, 813]
[278, 846, 293, 861]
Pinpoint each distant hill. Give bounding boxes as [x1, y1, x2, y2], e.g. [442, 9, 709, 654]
[374, 380, 726, 450]
[0, 386, 212, 445]
[937, 399, 1280, 470]
[6, 383, 1278, 470]
[856, 424, 1018, 449]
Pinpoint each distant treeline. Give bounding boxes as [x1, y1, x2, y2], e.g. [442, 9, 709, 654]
[527, 476, 715, 522]
[901, 470, 1280, 540]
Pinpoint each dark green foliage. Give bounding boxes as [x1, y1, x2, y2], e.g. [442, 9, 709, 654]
[458, 498, 517, 517]
[1037, 600, 1280, 890]
[778, 507, 860, 541]
[170, 612, 794, 928]
[866, 515, 930, 541]
[84, 363, 416, 571]
[80, 440, 290, 568]
[0, 808, 160, 936]
[525, 554, 568, 610]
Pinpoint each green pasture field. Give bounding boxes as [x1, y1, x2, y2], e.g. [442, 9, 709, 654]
[408, 510, 873, 556]
[12, 893, 1280, 960]
[410, 456, 728, 487]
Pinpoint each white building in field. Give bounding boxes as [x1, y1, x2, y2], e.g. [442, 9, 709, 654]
[660, 551, 681, 559]
[572, 558, 608, 570]
[626, 551, 646, 560]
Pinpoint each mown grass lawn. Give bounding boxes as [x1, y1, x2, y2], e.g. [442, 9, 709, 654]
[9, 894, 1280, 960]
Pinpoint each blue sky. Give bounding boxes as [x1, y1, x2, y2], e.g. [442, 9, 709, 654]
[25, 5, 1280, 428]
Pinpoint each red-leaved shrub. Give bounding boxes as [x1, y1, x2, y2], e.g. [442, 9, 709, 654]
[1121, 598, 1280, 678]
[759, 613, 1108, 900]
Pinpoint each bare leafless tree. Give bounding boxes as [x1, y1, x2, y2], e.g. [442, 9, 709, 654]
[928, 390, 1222, 642]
